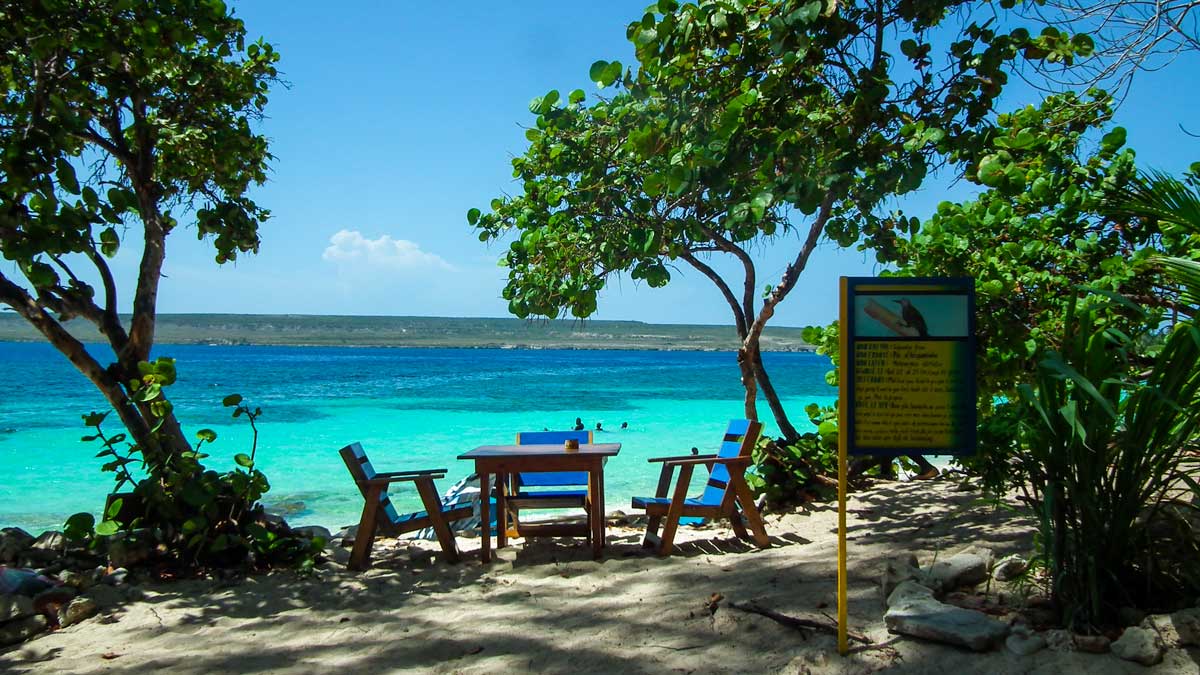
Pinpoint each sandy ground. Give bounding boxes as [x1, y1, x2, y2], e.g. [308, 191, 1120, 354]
[3, 480, 1198, 674]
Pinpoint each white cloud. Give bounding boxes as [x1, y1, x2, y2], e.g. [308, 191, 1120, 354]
[322, 229, 452, 271]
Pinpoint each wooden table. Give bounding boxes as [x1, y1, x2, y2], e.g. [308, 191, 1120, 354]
[457, 443, 621, 563]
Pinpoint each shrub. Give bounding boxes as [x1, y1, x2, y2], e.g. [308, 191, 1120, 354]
[66, 360, 321, 571]
[1015, 294, 1200, 629]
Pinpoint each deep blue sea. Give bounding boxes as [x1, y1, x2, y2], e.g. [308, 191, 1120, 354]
[0, 343, 837, 533]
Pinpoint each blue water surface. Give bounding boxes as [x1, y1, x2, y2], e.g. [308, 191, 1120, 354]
[0, 342, 836, 531]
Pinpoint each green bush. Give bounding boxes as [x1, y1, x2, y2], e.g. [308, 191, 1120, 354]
[66, 360, 321, 571]
[748, 403, 839, 506]
[1015, 294, 1200, 629]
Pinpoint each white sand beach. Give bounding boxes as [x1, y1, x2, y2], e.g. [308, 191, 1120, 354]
[3, 481, 1198, 674]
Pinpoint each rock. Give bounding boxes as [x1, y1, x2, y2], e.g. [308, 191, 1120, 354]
[33, 585, 76, 606]
[1043, 629, 1075, 652]
[881, 554, 921, 599]
[293, 525, 332, 542]
[58, 596, 99, 628]
[259, 512, 288, 528]
[1112, 626, 1164, 666]
[923, 549, 991, 592]
[1005, 625, 1047, 656]
[107, 532, 153, 568]
[884, 580, 1009, 651]
[0, 615, 48, 647]
[1169, 608, 1200, 647]
[0, 595, 35, 622]
[1073, 634, 1111, 653]
[1118, 606, 1147, 627]
[30, 531, 65, 552]
[0, 527, 35, 563]
[1144, 610, 1200, 649]
[21, 531, 65, 564]
[102, 567, 129, 586]
[886, 579, 935, 608]
[991, 555, 1028, 582]
[84, 584, 125, 610]
[59, 570, 95, 591]
[336, 526, 358, 546]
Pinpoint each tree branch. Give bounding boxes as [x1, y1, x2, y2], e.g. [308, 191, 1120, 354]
[679, 248, 748, 337]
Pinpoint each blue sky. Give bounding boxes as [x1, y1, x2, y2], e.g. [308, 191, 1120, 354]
[111, 2, 1200, 327]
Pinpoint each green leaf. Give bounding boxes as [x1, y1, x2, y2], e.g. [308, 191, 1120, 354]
[106, 497, 124, 519]
[222, 393, 243, 407]
[589, 60, 609, 83]
[94, 520, 120, 536]
[234, 453, 254, 468]
[99, 227, 120, 257]
[196, 428, 217, 443]
[1100, 127, 1126, 153]
[598, 61, 623, 88]
[56, 157, 80, 194]
[64, 512, 95, 540]
[466, 208, 481, 225]
[568, 89, 586, 104]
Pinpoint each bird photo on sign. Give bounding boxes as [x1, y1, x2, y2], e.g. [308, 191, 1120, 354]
[854, 295, 969, 338]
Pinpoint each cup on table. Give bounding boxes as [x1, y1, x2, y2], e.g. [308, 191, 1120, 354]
[564, 439, 580, 451]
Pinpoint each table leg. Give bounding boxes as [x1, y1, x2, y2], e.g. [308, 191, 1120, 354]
[496, 471, 508, 550]
[479, 469, 491, 564]
[588, 460, 602, 559]
[598, 459, 607, 548]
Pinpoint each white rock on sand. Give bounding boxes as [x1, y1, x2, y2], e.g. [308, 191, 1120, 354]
[2, 481, 1198, 674]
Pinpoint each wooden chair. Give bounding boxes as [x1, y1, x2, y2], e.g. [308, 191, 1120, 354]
[631, 419, 768, 556]
[506, 430, 592, 537]
[339, 442, 473, 570]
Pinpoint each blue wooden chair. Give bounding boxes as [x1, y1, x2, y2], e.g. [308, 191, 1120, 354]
[339, 443, 473, 570]
[631, 419, 768, 556]
[506, 430, 592, 536]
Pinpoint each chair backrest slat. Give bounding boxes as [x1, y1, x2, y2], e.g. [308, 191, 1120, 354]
[698, 419, 761, 505]
[339, 442, 402, 526]
[515, 430, 594, 445]
[514, 430, 593, 487]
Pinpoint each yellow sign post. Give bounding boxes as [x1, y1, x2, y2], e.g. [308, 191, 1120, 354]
[836, 276, 976, 657]
[837, 277, 849, 655]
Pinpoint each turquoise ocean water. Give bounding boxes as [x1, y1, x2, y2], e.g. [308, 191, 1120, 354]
[0, 342, 838, 533]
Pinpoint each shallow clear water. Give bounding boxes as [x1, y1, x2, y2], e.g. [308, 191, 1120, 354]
[0, 343, 838, 532]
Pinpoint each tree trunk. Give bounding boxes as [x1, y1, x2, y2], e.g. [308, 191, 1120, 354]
[751, 346, 801, 442]
[736, 347, 758, 420]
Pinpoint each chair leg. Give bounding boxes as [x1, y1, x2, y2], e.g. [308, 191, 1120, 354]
[641, 510, 660, 549]
[350, 486, 382, 571]
[729, 473, 769, 548]
[658, 464, 694, 557]
[729, 510, 749, 540]
[415, 477, 460, 564]
[643, 463, 675, 548]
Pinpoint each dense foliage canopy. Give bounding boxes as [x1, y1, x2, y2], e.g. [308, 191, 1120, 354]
[0, 0, 277, 454]
[472, 0, 1093, 438]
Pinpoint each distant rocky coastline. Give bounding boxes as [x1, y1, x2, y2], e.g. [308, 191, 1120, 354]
[0, 314, 814, 352]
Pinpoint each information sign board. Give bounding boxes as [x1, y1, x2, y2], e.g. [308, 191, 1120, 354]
[839, 277, 977, 456]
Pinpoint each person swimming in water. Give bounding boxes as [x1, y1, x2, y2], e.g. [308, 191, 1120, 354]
[573, 417, 584, 431]
[595, 422, 603, 432]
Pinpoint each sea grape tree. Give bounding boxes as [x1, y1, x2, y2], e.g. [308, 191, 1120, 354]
[0, 0, 277, 460]
[472, 0, 1094, 440]
[876, 92, 1148, 401]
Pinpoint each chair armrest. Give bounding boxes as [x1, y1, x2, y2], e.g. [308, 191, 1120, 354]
[647, 453, 717, 464]
[375, 469, 448, 479]
[659, 456, 751, 468]
[360, 473, 444, 487]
